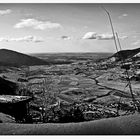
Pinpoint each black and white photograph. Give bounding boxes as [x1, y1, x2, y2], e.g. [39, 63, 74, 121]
[0, 1, 140, 135]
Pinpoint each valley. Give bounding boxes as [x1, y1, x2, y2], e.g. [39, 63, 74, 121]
[0, 49, 140, 124]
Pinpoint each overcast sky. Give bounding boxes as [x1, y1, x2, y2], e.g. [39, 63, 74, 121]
[0, 3, 139, 53]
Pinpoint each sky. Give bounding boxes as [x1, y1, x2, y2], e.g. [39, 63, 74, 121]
[0, 3, 140, 53]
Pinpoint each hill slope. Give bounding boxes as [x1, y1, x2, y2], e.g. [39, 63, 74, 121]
[111, 47, 140, 61]
[0, 49, 48, 66]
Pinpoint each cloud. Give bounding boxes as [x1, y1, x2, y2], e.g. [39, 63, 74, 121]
[0, 36, 44, 43]
[132, 36, 137, 39]
[122, 14, 128, 17]
[61, 35, 71, 40]
[0, 38, 9, 42]
[82, 32, 97, 39]
[131, 40, 140, 46]
[14, 18, 62, 30]
[82, 32, 128, 40]
[97, 34, 114, 40]
[82, 32, 114, 40]
[119, 35, 128, 40]
[0, 9, 12, 15]
[118, 13, 128, 19]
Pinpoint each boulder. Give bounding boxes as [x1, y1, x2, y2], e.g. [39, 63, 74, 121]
[0, 112, 16, 123]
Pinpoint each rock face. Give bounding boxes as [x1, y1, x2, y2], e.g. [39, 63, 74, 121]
[111, 47, 140, 61]
[0, 77, 18, 95]
[0, 112, 15, 123]
[0, 49, 48, 66]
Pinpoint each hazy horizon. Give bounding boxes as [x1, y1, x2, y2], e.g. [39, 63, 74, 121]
[0, 3, 140, 53]
[29, 51, 113, 55]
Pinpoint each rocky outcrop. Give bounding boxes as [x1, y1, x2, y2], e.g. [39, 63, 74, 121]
[0, 77, 18, 95]
[0, 112, 15, 123]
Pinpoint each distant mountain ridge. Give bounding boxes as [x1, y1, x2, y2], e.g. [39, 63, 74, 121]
[0, 49, 48, 66]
